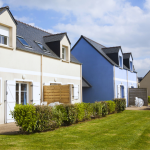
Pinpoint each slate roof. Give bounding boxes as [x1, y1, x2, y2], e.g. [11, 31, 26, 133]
[82, 77, 92, 88]
[72, 35, 137, 72]
[138, 77, 143, 83]
[123, 53, 130, 59]
[81, 36, 119, 67]
[16, 20, 80, 64]
[44, 33, 71, 44]
[102, 46, 121, 54]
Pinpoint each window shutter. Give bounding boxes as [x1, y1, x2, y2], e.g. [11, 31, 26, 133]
[74, 85, 79, 100]
[0, 25, 9, 36]
[32, 82, 40, 105]
[117, 85, 120, 98]
[6, 80, 16, 123]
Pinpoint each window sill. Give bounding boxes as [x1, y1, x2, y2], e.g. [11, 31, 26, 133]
[0, 44, 13, 50]
[62, 59, 70, 63]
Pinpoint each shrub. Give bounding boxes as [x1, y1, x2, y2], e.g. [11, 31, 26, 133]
[11, 104, 37, 133]
[35, 105, 54, 131]
[55, 104, 77, 125]
[92, 102, 102, 118]
[148, 96, 150, 103]
[84, 103, 93, 120]
[106, 101, 116, 114]
[101, 102, 108, 116]
[75, 103, 86, 122]
[113, 98, 126, 112]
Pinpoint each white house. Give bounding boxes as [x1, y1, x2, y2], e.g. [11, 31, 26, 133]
[0, 6, 82, 124]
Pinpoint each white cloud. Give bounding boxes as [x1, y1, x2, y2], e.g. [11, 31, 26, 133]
[134, 58, 150, 76]
[2, 0, 150, 76]
[14, 16, 31, 22]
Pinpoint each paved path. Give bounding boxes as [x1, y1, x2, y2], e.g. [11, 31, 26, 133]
[0, 122, 20, 135]
[126, 106, 150, 110]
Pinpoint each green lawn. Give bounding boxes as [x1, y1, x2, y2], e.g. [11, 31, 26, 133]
[1, 110, 150, 150]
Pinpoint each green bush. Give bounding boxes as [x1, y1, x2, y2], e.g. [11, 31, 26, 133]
[92, 102, 102, 118]
[55, 104, 77, 125]
[106, 101, 116, 114]
[11, 104, 37, 133]
[101, 102, 108, 116]
[35, 105, 55, 131]
[148, 96, 150, 103]
[113, 98, 126, 112]
[75, 103, 86, 122]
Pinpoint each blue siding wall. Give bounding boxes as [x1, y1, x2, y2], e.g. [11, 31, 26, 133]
[128, 71, 137, 88]
[72, 38, 114, 103]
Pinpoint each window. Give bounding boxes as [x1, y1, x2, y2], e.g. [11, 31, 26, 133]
[62, 47, 66, 60]
[0, 35, 9, 46]
[37, 42, 46, 51]
[17, 36, 30, 47]
[0, 25, 9, 46]
[130, 61, 133, 71]
[16, 83, 27, 105]
[119, 56, 122, 68]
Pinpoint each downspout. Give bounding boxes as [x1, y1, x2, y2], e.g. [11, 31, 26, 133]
[113, 66, 116, 98]
[80, 64, 82, 102]
[127, 70, 128, 107]
[41, 55, 43, 104]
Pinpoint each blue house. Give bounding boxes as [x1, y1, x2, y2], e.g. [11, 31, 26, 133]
[71, 36, 137, 106]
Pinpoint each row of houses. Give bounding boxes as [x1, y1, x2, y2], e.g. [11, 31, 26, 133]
[0, 6, 137, 124]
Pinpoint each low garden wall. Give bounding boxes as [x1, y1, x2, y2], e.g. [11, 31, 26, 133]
[11, 98, 126, 133]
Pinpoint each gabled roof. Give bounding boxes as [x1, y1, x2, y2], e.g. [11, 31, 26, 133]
[140, 70, 150, 83]
[43, 32, 71, 44]
[123, 53, 133, 60]
[82, 77, 92, 88]
[72, 35, 119, 67]
[102, 46, 121, 54]
[0, 6, 17, 25]
[71, 35, 137, 72]
[16, 20, 80, 64]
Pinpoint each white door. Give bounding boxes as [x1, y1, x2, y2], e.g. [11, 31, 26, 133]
[117, 85, 120, 98]
[32, 82, 41, 105]
[6, 80, 16, 123]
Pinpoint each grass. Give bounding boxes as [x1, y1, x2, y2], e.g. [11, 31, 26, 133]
[1, 110, 150, 150]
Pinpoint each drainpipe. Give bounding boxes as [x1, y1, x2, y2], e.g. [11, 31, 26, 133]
[80, 64, 82, 103]
[127, 70, 128, 107]
[41, 55, 43, 104]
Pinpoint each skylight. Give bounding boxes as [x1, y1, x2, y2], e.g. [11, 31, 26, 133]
[35, 41, 50, 54]
[17, 36, 30, 47]
[37, 42, 46, 51]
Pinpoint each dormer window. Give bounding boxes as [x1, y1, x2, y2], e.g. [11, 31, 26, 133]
[17, 36, 31, 47]
[119, 56, 123, 68]
[0, 25, 9, 46]
[130, 61, 133, 71]
[62, 47, 67, 60]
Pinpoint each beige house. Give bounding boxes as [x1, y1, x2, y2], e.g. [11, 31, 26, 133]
[139, 71, 150, 96]
[0, 6, 82, 124]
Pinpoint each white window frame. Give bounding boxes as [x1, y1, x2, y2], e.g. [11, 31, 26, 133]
[62, 46, 67, 60]
[0, 34, 9, 46]
[16, 82, 29, 105]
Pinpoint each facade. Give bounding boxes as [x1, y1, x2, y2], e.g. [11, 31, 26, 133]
[72, 36, 137, 106]
[139, 71, 150, 96]
[0, 6, 82, 124]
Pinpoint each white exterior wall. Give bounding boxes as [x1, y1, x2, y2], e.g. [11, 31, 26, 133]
[0, 10, 82, 124]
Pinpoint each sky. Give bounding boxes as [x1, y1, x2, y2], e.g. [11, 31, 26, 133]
[0, 0, 150, 77]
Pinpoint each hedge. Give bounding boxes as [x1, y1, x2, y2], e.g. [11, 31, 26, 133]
[11, 99, 126, 133]
[148, 96, 150, 103]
